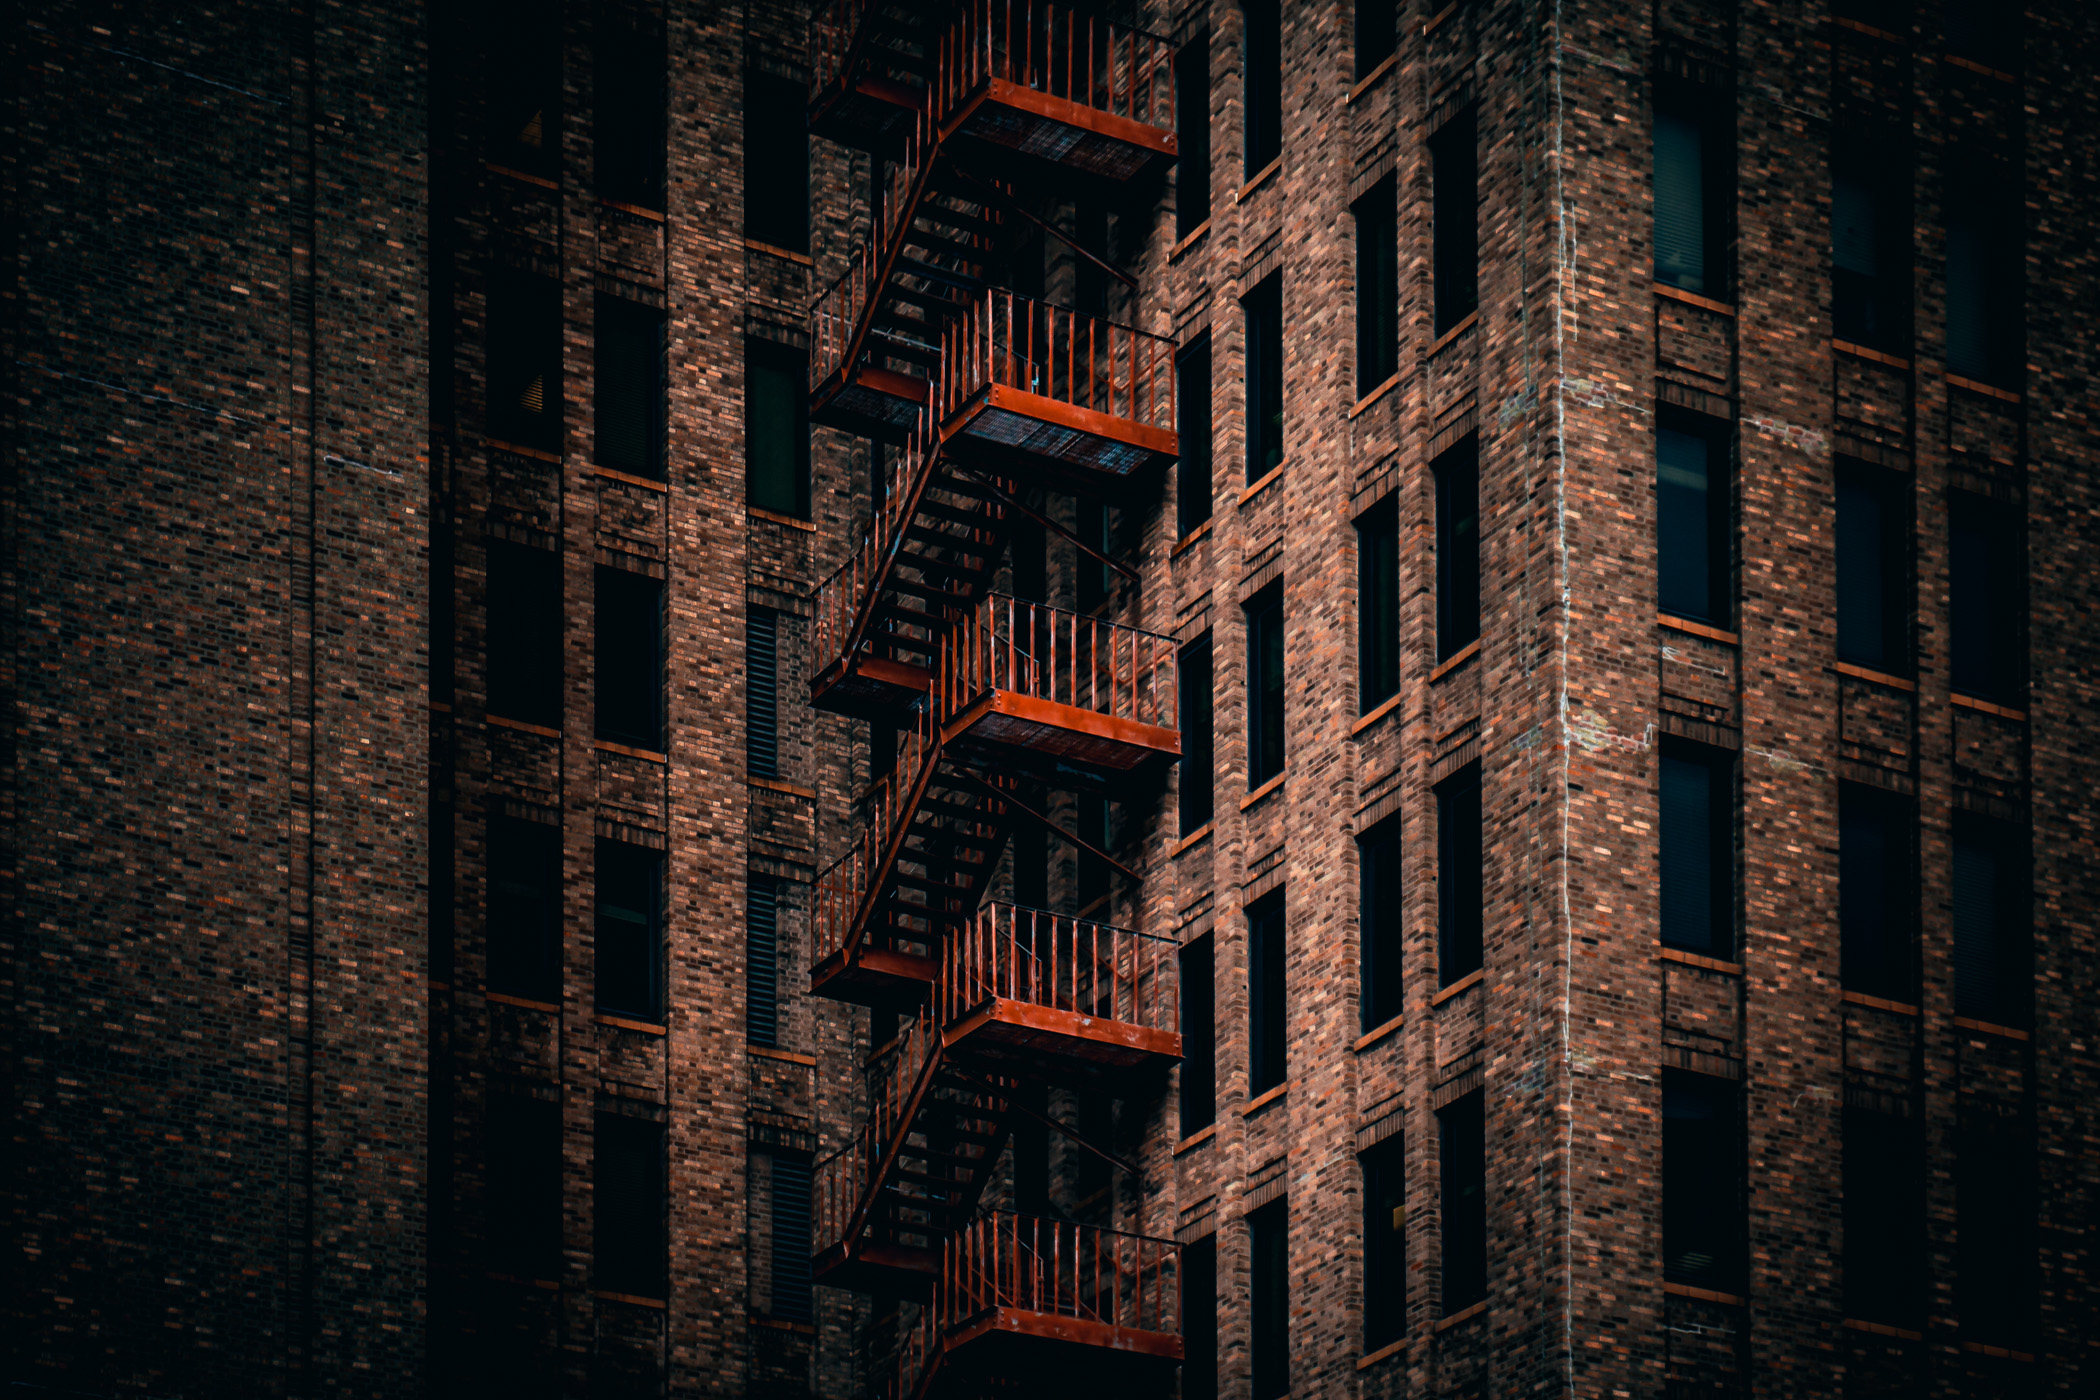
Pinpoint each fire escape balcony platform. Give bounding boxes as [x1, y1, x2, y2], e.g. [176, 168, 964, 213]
[940, 383, 1175, 494]
[810, 651, 934, 721]
[812, 1237, 938, 1301]
[941, 688, 1178, 780]
[809, 69, 923, 156]
[944, 998, 1179, 1076]
[943, 77, 1177, 186]
[809, 941, 940, 1009]
[942, 1308, 1183, 1377]
[812, 361, 932, 442]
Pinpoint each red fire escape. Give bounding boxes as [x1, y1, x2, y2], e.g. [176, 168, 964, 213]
[801, 3, 1186, 1394]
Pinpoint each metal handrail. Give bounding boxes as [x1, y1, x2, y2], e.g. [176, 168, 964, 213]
[939, 288, 1176, 436]
[938, 901, 1177, 1037]
[937, 591, 1177, 732]
[811, 703, 941, 971]
[941, 1211, 1181, 1336]
[942, 0, 1176, 132]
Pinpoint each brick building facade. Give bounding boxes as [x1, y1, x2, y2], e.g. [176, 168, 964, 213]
[7, 0, 2099, 1397]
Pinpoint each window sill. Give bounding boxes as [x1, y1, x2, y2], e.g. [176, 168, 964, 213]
[1435, 1299, 1487, 1331]
[1832, 338, 1912, 371]
[601, 197, 666, 222]
[1423, 1, 1459, 36]
[1951, 693, 2027, 721]
[1941, 53, 2018, 84]
[1429, 638, 1481, 683]
[1235, 156, 1282, 204]
[1171, 822, 1215, 858]
[1659, 947, 1742, 976]
[1170, 217, 1213, 261]
[749, 1313, 817, 1333]
[489, 714, 562, 739]
[1430, 967, 1484, 1007]
[1241, 1081, 1290, 1118]
[748, 507, 817, 532]
[1665, 1281, 1746, 1307]
[1842, 1317, 1922, 1341]
[1429, 309, 1480, 358]
[1351, 690, 1404, 736]
[750, 775, 817, 799]
[486, 161, 558, 190]
[1832, 15, 1903, 44]
[1349, 371, 1403, 419]
[1953, 1015, 2030, 1042]
[1356, 1336, 1408, 1370]
[596, 1013, 666, 1036]
[1653, 282, 1736, 318]
[595, 738, 668, 764]
[1238, 463, 1286, 507]
[1960, 1340, 2036, 1362]
[1835, 661, 1915, 693]
[485, 1270, 561, 1290]
[1946, 372, 2021, 404]
[595, 1290, 668, 1310]
[1842, 989, 1920, 1017]
[1346, 52, 1401, 105]
[592, 464, 668, 492]
[1353, 1012, 1406, 1053]
[750, 1045, 817, 1066]
[487, 437, 562, 465]
[487, 991, 560, 1014]
[742, 237, 813, 266]
[1174, 1121, 1220, 1156]
[1658, 613, 1738, 646]
[1240, 772, 1284, 812]
[1172, 518, 1214, 556]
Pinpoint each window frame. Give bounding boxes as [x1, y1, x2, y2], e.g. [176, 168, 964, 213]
[593, 1110, 667, 1299]
[1361, 1132, 1407, 1349]
[1437, 1090, 1487, 1314]
[1243, 275, 1284, 484]
[1177, 333, 1214, 538]
[1435, 762, 1483, 987]
[487, 812, 563, 1002]
[1655, 409, 1734, 629]
[1838, 781, 1916, 1003]
[1359, 814, 1404, 1031]
[1180, 932, 1217, 1133]
[593, 294, 666, 480]
[593, 836, 663, 1021]
[1429, 104, 1479, 336]
[742, 70, 810, 254]
[1658, 737, 1736, 961]
[1354, 174, 1399, 394]
[594, 563, 665, 751]
[1241, 0, 1281, 178]
[745, 337, 811, 519]
[1357, 492, 1400, 712]
[1245, 584, 1285, 788]
[1179, 632, 1215, 836]
[1247, 891, 1287, 1096]
[1835, 456, 1911, 675]
[1432, 435, 1481, 661]
[1661, 1069, 1745, 1292]
[1247, 1197, 1289, 1399]
[1176, 32, 1212, 240]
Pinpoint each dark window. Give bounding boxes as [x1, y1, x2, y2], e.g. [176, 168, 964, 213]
[1248, 892, 1286, 1095]
[488, 814, 562, 1001]
[1839, 782, 1914, 1002]
[1179, 633, 1215, 836]
[1177, 335, 1214, 538]
[1652, 78, 1733, 300]
[1953, 812, 2029, 1029]
[769, 1152, 814, 1322]
[1656, 416, 1732, 627]
[745, 875, 781, 1047]
[595, 839, 661, 1020]
[1949, 492, 2023, 703]
[594, 297, 664, 479]
[1662, 1072, 1743, 1290]
[1438, 1091, 1487, 1313]
[743, 72, 808, 254]
[1244, 275, 1284, 483]
[1077, 500, 1111, 614]
[1180, 934, 1216, 1132]
[486, 1092, 562, 1278]
[1358, 494, 1400, 711]
[488, 270, 564, 452]
[1077, 794, 1110, 912]
[1430, 106, 1479, 334]
[1946, 150, 2022, 387]
[1248, 1198, 1289, 1399]
[595, 565, 663, 750]
[1012, 822, 1048, 910]
[1362, 1134, 1406, 1348]
[1833, 126, 1912, 353]
[1242, 0, 1280, 178]
[1246, 585, 1285, 787]
[746, 609, 780, 779]
[1355, 176, 1399, 393]
[1012, 1081, 1049, 1216]
[1833, 0, 1909, 33]
[1843, 1105, 1925, 1324]
[1176, 34, 1211, 240]
[1945, 0, 2019, 74]
[1356, 0, 1396, 79]
[594, 1112, 666, 1298]
[1435, 763, 1483, 986]
[1011, 514, 1046, 604]
[433, 795, 455, 984]
[1957, 1111, 2034, 1347]
[1180, 1233, 1218, 1400]
[1434, 436, 1480, 659]
[1659, 740, 1735, 959]
[595, 13, 666, 208]
[487, 539, 563, 727]
[1360, 816, 1404, 1032]
[746, 338, 810, 518]
[488, 1, 561, 179]
[1836, 459, 1909, 672]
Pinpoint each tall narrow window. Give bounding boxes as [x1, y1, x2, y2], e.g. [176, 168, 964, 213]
[1953, 812, 2029, 1029]
[1430, 106, 1479, 335]
[746, 339, 810, 519]
[1949, 491, 2023, 703]
[1839, 783, 1913, 1002]
[743, 72, 809, 254]
[1355, 175, 1399, 394]
[487, 539, 563, 726]
[1435, 763, 1483, 986]
[1248, 1199, 1289, 1399]
[1179, 633, 1215, 836]
[1833, 126, 1912, 353]
[1359, 816, 1404, 1032]
[486, 1092, 562, 1278]
[594, 297, 665, 480]
[594, 1112, 666, 1299]
[1438, 1091, 1487, 1313]
[1246, 585, 1285, 787]
[1945, 0, 2019, 75]
[488, 270, 564, 452]
[1077, 500, 1111, 613]
[746, 609, 779, 779]
[769, 1152, 814, 1322]
[1656, 416, 1732, 627]
[1652, 78, 1733, 299]
[1178, 335, 1214, 538]
[1077, 795, 1110, 912]
[595, 13, 666, 209]
[489, 1, 561, 179]
[595, 565, 664, 751]
[1362, 1133, 1406, 1349]
[1957, 1110, 2034, 1347]
[1248, 893, 1286, 1096]
[1356, 0, 1396, 79]
[1242, 0, 1280, 178]
[1836, 459, 1909, 673]
[1946, 150, 2022, 387]
[1012, 823, 1048, 909]
[1660, 740, 1735, 959]
[745, 875, 780, 1047]
[1434, 436, 1480, 661]
[1842, 1103, 1925, 1325]
[1181, 933, 1216, 1133]
[1244, 276, 1284, 484]
[595, 838, 662, 1020]
[488, 814, 562, 1001]
[1176, 33, 1211, 240]
[1180, 1233, 1219, 1400]
[1358, 494, 1400, 711]
[1662, 1072, 1743, 1291]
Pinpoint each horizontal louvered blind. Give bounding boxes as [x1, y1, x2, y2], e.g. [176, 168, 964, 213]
[745, 609, 779, 778]
[745, 876, 779, 1048]
[1653, 109, 1706, 292]
[770, 1152, 813, 1322]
